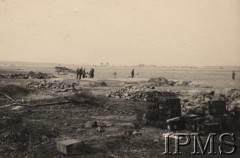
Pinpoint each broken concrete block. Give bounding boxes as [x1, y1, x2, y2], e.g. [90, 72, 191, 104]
[57, 139, 85, 155]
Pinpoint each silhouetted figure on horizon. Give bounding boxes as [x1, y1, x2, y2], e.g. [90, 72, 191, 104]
[83, 69, 86, 78]
[76, 68, 79, 79]
[232, 70, 236, 80]
[79, 67, 83, 79]
[92, 68, 95, 78]
[89, 68, 95, 78]
[131, 69, 134, 78]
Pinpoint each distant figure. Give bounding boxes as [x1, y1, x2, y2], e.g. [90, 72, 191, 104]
[232, 70, 236, 80]
[89, 68, 94, 78]
[89, 69, 92, 78]
[92, 68, 95, 78]
[79, 67, 83, 79]
[82, 69, 86, 78]
[76, 68, 79, 79]
[113, 72, 117, 78]
[131, 69, 134, 78]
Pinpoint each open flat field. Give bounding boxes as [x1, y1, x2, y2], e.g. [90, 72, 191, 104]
[1, 63, 240, 88]
[0, 63, 240, 158]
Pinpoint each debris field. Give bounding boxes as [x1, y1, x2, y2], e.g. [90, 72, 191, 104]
[0, 75, 240, 158]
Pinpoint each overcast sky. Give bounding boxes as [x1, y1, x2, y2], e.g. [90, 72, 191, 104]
[0, 0, 239, 66]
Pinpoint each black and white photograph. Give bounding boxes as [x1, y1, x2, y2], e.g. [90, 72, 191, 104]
[0, 0, 240, 157]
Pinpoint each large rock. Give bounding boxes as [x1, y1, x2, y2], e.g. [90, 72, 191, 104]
[57, 139, 85, 155]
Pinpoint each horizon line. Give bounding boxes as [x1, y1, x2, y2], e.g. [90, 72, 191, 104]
[0, 60, 239, 68]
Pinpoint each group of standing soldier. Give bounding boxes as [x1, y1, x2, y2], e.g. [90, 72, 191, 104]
[76, 68, 95, 79]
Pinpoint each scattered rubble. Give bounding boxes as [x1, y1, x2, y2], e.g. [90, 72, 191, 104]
[150, 89, 240, 133]
[139, 88, 240, 134]
[107, 85, 177, 102]
[181, 89, 240, 116]
[148, 77, 191, 87]
[175, 80, 192, 86]
[26, 80, 77, 92]
[108, 77, 192, 101]
[28, 71, 55, 79]
[0, 71, 55, 79]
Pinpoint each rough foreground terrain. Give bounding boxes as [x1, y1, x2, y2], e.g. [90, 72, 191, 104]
[0, 67, 240, 158]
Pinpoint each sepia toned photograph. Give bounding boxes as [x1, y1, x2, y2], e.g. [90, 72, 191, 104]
[0, 0, 240, 157]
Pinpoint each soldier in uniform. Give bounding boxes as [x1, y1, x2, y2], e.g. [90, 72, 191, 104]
[83, 69, 86, 78]
[76, 68, 79, 79]
[92, 68, 95, 78]
[232, 70, 236, 80]
[79, 67, 83, 79]
[131, 69, 134, 78]
[89, 68, 92, 78]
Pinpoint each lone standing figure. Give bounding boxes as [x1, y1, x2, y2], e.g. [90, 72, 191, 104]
[76, 68, 79, 79]
[79, 67, 83, 79]
[92, 68, 95, 78]
[131, 69, 134, 78]
[232, 70, 236, 80]
[83, 69, 86, 78]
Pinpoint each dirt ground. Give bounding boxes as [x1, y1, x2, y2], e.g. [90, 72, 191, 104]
[0, 67, 240, 158]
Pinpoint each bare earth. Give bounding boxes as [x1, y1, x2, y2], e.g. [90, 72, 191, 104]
[0, 64, 240, 157]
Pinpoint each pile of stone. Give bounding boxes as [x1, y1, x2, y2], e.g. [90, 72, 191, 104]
[26, 80, 77, 92]
[148, 77, 191, 87]
[55, 67, 76, 74]
[175, 80, 192, 86]
[107, 85, 177, 102]
[148, 77, 174, 86]
[181, 89, 240, 116]
[0, 71, 55, 79]
[0, 73, 27, 79]
[27, 71, 55, 79]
